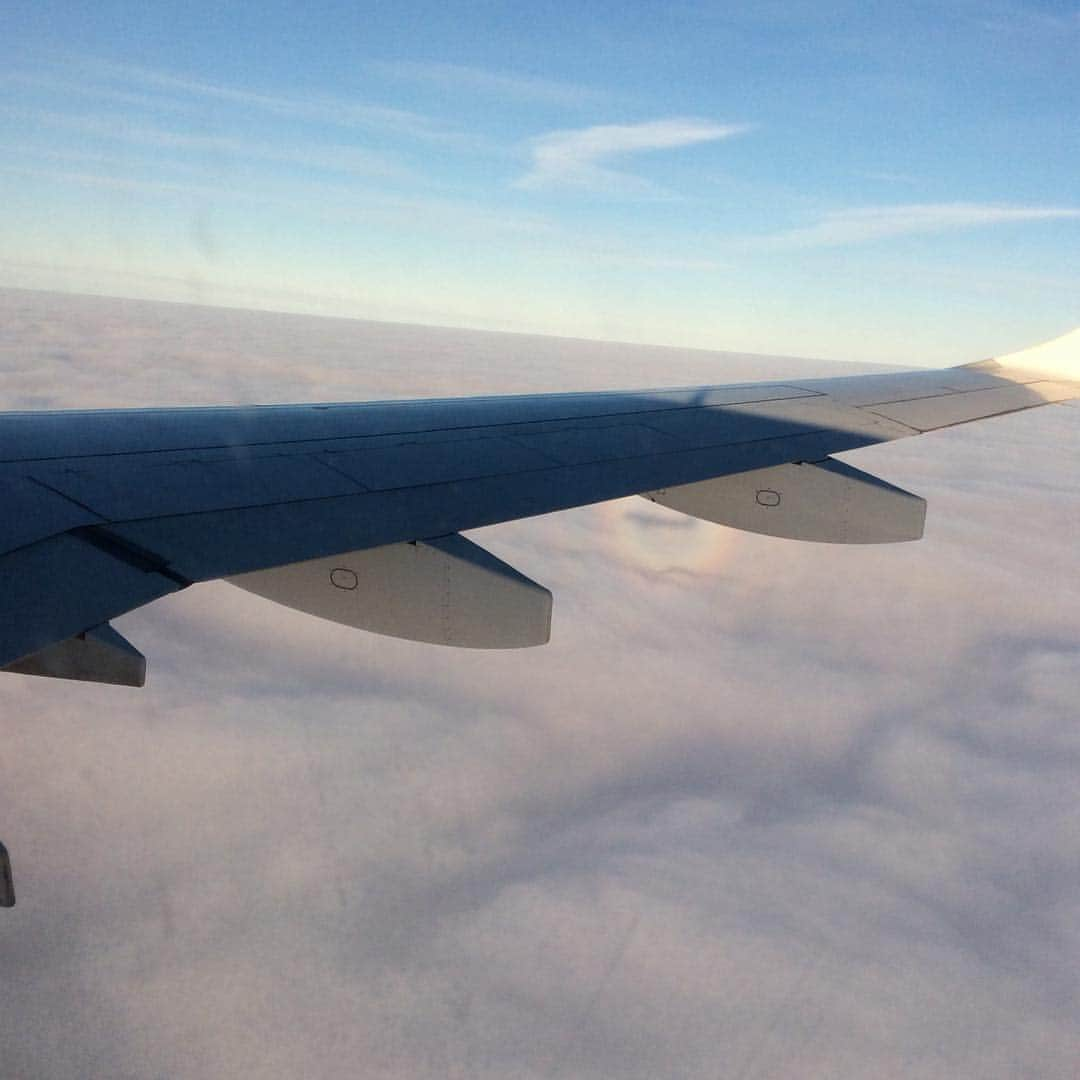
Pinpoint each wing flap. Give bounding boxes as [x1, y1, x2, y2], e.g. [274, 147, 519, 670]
[0, 532, 183, 667]
[3, 622, 147, 686]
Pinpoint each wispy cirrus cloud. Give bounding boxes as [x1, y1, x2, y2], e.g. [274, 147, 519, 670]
[516, 118, 749, 194]
[369, 59, 607, 108]
[80, 59, 482, 147]
[979, 3, 1080, 38]
[753, 203, 1080, 249]
[0, 104, 415, 181]
[0, 160, 552, 239]
[0, 70, 196, 112]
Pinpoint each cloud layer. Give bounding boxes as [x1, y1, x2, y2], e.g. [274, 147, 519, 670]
[2, 289, 1080, 1078]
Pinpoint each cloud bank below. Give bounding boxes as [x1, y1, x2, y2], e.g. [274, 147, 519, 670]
[2, 290, 1080, 1078]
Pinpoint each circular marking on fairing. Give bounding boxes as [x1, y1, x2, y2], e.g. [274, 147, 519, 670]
[756, 489, 781, 507]
[330, 568, 359, 590]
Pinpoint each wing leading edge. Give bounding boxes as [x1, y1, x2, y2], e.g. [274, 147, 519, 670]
[2, 327, 1078, 683]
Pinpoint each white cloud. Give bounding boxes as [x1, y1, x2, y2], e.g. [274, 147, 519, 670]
[516, 118, 749, 194]
[753, 203, 1080, 249]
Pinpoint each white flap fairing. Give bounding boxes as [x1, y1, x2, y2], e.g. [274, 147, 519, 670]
[228, 533, 552, 648]
[646, 458, 926, 544]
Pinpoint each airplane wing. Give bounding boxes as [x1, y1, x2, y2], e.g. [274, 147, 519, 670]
[2, 327, 1077, 686]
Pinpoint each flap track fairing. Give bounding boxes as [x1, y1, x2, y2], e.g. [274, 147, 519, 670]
[645, 458, 926, 544]
[227, 533, 552, 648]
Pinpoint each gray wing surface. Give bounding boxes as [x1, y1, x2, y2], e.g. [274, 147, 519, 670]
[2, 327, 1078, 681]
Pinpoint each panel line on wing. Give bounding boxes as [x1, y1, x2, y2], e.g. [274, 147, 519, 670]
[0, 474, 107, 557]
[854, 381, 1039, 408]
[307, 453, 377, 489]
[22, 475, 110, 519]
[98, 419, 848, 526]
[101, 424, 884, 588]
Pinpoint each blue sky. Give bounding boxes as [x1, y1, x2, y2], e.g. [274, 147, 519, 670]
[2, 1, 1078, 362]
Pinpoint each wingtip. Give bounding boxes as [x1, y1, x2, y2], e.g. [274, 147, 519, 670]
[993, 326, 1080, 383]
